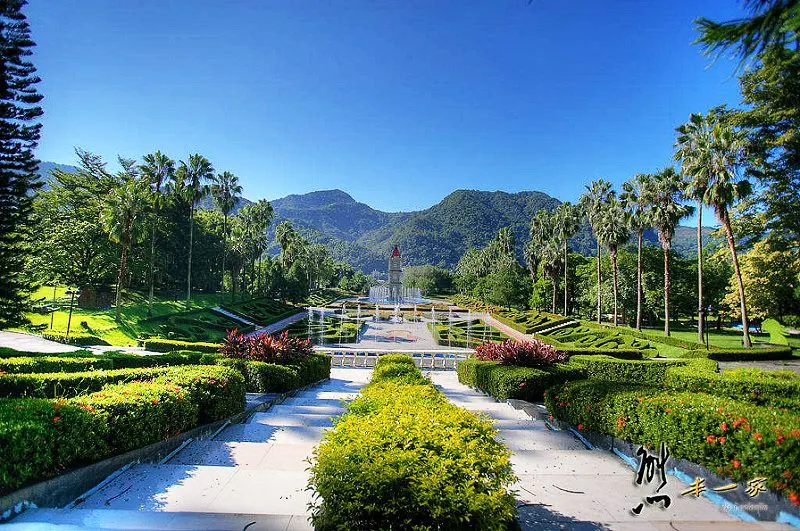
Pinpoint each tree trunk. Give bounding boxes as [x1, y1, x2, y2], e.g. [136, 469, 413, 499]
[663, 245, 670, 336]
[596, 240, 602, 324]
[563, 240, 569, 316]
[115, 244, 129, 323]
[147, 216, 156, 317]
[187, 204, 194, 302]
[611, 248, 618, 326]
[636, 230, 643, 331]
[724, 216, 751, 347]
[551, 277, 556, 314]
[221, 213, 228, 297]
[697, 201, 704, 343]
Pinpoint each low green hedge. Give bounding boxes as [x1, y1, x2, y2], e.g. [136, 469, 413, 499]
[372, 361, 428, 385]
[545, 379, 800, 501]
[41, 331, 109, 346]
[140, 338, 220, 353]
[291, 353, 331, 386]
[153, 366, 245, 424]
[664, 366, 800, 409]
[101, 350, 219, 368]
[0, 367, 171, 398]
[0, 398, 106, 495]
[375, 353, 415, 367]
[0, 356, 113, 374]
[456, 358, 585, 401]
[0, 347, 92, 358]
[566, 355, 717, 385]
[308, 361, 517, 529]
[218, 353, 330, 393]
[685, 346, 794, 361]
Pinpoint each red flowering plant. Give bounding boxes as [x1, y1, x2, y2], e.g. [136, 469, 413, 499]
[221, 329, 312, 364]
[474, 339, 568, 368]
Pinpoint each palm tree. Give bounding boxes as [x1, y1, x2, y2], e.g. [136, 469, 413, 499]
[705, 121, 755, 347]
[175, 154, 214, 302]
[275, 221, 298, 269]
[675, 112, 714, 343]
[595, 196, 629, 326]
[139, 151, 175, 316]
[644, 167, 694, 336]
[620, 173, 654, 331]
[100, 179, 150, 322]
[525, 209, 551, 284]
[580, 180, 613, 324]
[554, 202, 581, 315]
[210, 171, 242, 297]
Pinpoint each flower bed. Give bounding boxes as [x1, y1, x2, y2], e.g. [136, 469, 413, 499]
[545, 379, 800, 504]
[308, 359, 517, 529]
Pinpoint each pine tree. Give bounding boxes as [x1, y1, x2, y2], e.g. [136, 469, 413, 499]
[0, 0, 43, 328]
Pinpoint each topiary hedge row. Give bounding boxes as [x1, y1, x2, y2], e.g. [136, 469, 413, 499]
[139, 338, 220, 353]
[308, 359, 517, 529]
[217, 353, 331, 393]
[0, 364, 246, 495]
[683, 346, 794, 361]
[544, 379, 800, 503]
[664, 366, 800, 410]
[41, 331, 109, 346]
[566, 355, 718, 386]
[0, 367, 171, 398]
[0, 356, 113, 374]
[456, 358, 585, 402]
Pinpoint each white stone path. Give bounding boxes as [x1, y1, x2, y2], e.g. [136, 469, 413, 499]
[427, 371, 791, 531]
[6, 369, 372, 531]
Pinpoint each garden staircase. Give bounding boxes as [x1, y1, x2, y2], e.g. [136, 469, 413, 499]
[6, 370, 370, 531]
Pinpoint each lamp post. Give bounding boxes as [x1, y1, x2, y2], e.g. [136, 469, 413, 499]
[65, 288, 78, 338]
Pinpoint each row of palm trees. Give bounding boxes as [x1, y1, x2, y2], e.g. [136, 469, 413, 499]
[100, 151, 251, 320]
[527, 111, 754, 347]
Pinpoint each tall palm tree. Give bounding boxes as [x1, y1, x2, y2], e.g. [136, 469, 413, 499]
[675, 112, 714, 343]
[595, 196, 630, 326]
[581, 180, 613, 324]
[526, 209, 551, 284]
[175, 154, 214, 302]
[100, 179, 150, 322]
[705, 121, 755, 347]
[139, 151, 175, 316]
[275, 221, 298, 269]
[210, 171, 242, 297]
[554, 202, 581, 315]
[644, 167, 694, 336]
[620, 173, 654, 331]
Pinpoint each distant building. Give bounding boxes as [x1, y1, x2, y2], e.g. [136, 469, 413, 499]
[388, 245, 402, 302]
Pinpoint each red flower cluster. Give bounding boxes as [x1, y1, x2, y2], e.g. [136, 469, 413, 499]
[473, 339, 568, 368]
[220, 329, 312, 364]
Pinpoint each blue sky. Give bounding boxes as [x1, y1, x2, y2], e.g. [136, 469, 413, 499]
[28, 1, 746, 217]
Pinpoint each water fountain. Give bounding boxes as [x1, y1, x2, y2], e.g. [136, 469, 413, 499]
[318, 310, 325, 346]
[431, 307, 436, 322]
[357, 304, 361, 321]
[307, 308, 313, 344]
[447, 308, 453, 348]
[374, 304, 379, 322]
[367, 285, 425, 304]
[394, 304, 400, 324]
[466, 309, 472, 346]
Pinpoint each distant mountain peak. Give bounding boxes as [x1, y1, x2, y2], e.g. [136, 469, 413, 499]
[276, 189, 357, 208]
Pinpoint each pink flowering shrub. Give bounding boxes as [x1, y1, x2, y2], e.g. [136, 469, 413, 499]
[220, 329, 312, 364]
[474, 339, 568, 368]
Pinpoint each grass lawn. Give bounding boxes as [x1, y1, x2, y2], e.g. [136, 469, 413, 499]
[656, 327, 772, 349]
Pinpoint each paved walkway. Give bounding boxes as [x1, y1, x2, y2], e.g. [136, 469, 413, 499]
[6, 369, 372, 531]
[426, 371, 791, 530]
[477, 312, 536, 342]
[246, 311, 307, 338]
[0, 330, 81, 353]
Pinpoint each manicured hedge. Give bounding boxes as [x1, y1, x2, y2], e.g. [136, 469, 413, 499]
[153, 366, 246, 423]
[308, 361, 517, 529]
[41, 331, 109, 346]
[101, 350, 219, 368]
[566, 355, 717, 385]
[140, 338, 220, 353]
[0, 356, 113, 374]
[492, 309, 570, 334]
[457, 358, 585, 401]
[685, 346, 794, 361]
[0, 367, 170, 398]
[0, 347, 91, 358]
[0, 398, 106, 495]
[217, 353, 330, 393]
[375, 353, 415, 367]
[291, 353, 332, 386]
[664, 366, 800, 409]
[545, 379, 800, 502]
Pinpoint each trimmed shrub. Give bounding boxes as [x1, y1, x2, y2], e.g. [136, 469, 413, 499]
[140, 338, 220, 353]
[545, 379, 800, 502]
[291, 353, 331, 386]
[308, 363, 517, 529]
[566, 355, 717, 385]
[664, 366, 800, 409]
[762, 318, 790, 346]
[0, 356, 113, 374]
[71, 381, 200, 454]
[0, 367, 170, 398]
[457, 358, 585, 401]
[218, 358, 300, 393]
[41, 331, 109, 346]
[375, 353, 415, 368]
[0, 347, 92, 358]
[492, 309, 570, 334]
[0, 398, 107, 495]
[154, 365, 245, 423]
[701, 346, 793, 361]
[102, 350, 218, 368]
[372, 361, 428, 385]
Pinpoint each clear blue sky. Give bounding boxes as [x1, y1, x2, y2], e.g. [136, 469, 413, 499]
[27, 0, 746, 216]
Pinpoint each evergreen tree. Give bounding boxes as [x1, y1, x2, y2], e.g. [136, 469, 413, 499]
[0, 0, 43, 327]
